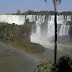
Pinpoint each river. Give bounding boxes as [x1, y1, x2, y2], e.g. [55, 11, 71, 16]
[0, 43, 39, 72]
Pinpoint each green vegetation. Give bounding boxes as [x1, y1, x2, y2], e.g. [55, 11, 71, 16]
[0, 23, 45, 53]
[34, 59, 58, 72]
[17, 10, 21, 14]
[34, 56, 72, 72]
[0, 23, 30, 42]
[56, 56, 72, 72]
[12, 10, 72, 15]
[24, 18, 35, 26]
[0, 49, 5, 53]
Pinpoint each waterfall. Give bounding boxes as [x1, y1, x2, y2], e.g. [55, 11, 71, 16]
[0, 15, 72, 45]
[0, 15, 26, 25]
[59, 25, 70, 36]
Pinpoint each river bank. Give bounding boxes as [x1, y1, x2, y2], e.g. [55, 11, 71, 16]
[0, 42, 40, 72]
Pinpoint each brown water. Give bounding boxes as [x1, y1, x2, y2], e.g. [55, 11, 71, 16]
[0, 42, 40, 72]
[0, 56, 39, 72]
[0, 36, 72, 72]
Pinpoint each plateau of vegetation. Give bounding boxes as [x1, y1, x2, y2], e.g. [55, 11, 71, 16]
[0, 21, 45, 53]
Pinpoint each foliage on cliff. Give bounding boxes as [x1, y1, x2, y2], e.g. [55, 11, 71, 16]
[0, 23, 45, 53]
[0, 23, 30, 41]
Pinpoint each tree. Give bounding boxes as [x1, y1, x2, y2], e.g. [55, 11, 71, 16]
[45, 0, 61, 66]
[34, 59, 59, 72]
[17, 10, 20, 14]
[56, 56, 72, 72]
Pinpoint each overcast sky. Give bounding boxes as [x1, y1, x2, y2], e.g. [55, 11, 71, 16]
[0, 0, 72, 14]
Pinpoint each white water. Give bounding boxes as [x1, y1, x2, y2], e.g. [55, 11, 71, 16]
[0, 15, 72, 48]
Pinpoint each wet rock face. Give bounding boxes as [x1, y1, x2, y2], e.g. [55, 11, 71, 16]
[68, 21, 72, 36]
[69, 25, 72, 36]
[66, 21, 72, 25]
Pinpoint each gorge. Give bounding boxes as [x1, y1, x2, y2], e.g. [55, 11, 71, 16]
[0, 15, 72, 45]
[0, 15, 72, 72]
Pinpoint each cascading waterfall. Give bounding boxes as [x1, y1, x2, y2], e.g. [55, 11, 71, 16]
[0, 15, 72, 47]
[59, 25, 70, 36]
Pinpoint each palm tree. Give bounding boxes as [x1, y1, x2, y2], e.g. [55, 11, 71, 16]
[45, 0, 61, 66]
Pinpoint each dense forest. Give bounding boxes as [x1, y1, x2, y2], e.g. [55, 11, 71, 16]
[11, 10, 72, 15]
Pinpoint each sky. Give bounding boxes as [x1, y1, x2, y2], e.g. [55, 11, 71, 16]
[0, 0, 72, 14]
